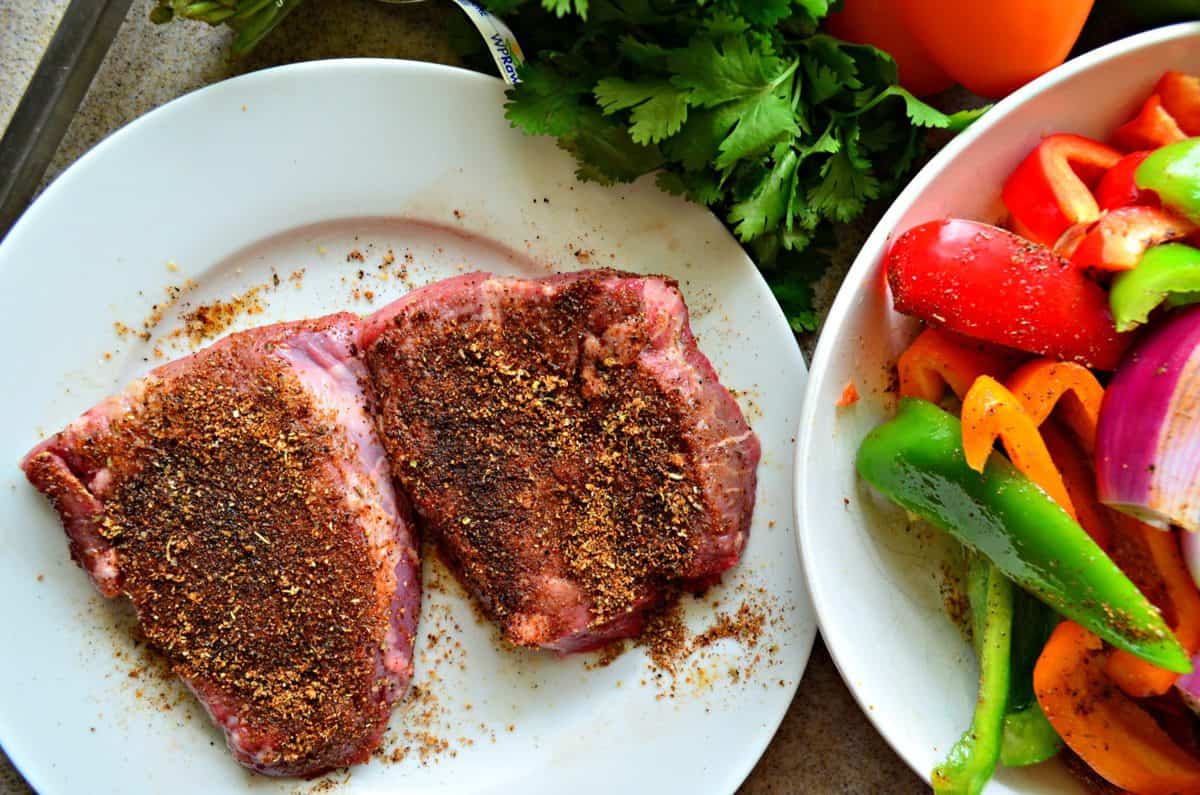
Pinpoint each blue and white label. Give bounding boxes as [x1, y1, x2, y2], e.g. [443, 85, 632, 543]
[449, 0, 527, 85]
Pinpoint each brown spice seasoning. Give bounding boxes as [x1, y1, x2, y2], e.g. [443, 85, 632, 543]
[80, 342, 387, 771]
[638, 600, 688, 673]
[366, 273, 703, 642]
[691, 601, 766, 651]
[174, 285, 266, 345]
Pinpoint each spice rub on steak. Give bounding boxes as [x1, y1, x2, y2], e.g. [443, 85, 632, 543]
[361, 270, 759, 653]
[21, 315, 419, 777]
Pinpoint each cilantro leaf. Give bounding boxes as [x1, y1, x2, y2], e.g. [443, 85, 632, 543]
[618, 36, 670, 67]
[559, 109, 665, 183]
[946, 105, 991, 133]
[662, 108, 725, 171]
[807, 126, 880, 222]
[504, 62, 594, 137]
[737, 0, 795, 27]
[657, 170, 723, 205]
[668, 37, 799, 169]
[802, 35, 861, 94]
[852, 85, 951, 128]
[703, 12, 752, 37]
[668, 36, 794, 109]
[594, 78, 689, 143]
[792, 0, 834, 23]
[542, 0, 588, 17]
[728, 148, 799, 240]
[803, 60, 843, 105]
[769, 278, 819, 332]
[712, 89, 797, 169]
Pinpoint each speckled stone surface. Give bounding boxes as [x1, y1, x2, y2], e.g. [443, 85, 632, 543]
[0, 1, 1143, 793]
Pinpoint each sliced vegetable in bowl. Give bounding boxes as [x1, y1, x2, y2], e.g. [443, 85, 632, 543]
[885, 219, 1130, 369]
[859, 63, 1200, 793]
[797, 22, 1200, 795]
[1097, 305, 1200, 533]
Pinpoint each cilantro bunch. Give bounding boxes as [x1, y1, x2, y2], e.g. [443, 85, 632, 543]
[475, 0, 970, 330]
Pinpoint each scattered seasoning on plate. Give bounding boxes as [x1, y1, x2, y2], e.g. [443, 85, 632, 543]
[174, 285, 266, 345]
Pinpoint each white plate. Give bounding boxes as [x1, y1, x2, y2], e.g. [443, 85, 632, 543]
[0, 61, 813, 795]
[795, 22, 1200, 795]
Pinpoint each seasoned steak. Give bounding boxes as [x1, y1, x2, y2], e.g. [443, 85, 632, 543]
[361, 270, 759, 653]
[22, 315, 419, 777]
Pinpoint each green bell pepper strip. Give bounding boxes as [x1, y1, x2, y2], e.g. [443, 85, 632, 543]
[999, 588, 1062, 766]
[856, 398, 1190, 673]
[1006, 587, 1057, 713]
[934, 552, 1010, 795]
[1001, 704, 1062, 767]
[1136, 138, 1200, 222]
[1169, 289, 1200, 308]
[1110, 243, 1200, 331]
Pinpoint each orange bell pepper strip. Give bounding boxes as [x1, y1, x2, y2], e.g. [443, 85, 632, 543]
[897, 328, 1015, 403]
[1041, 423, 1112, 551]
[1035, 621, 1200, 795]
[960, 376, 1076, 518]
[1106, 512, 1200, 698]
[1005, 359, 1104, 453]
[1156, 71, 1200, 136]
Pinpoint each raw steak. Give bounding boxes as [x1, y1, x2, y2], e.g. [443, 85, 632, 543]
[22, 314, 419, 777]
[361, 270, 759, 653]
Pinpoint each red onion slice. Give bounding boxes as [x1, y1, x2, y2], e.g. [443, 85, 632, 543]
[1185, 532, 1200, 591]
[1179, 649, 1200, 716]
[1096, 305, 1200, 532]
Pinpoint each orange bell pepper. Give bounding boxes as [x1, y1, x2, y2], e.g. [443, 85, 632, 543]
[897, 328, 1016, 402]
[1041, 423, 1112, 551]
[1114, 94, 1188, 152]
[1005, 359, 1103, 452]
[1155, 71, 1200, 137]
[1035, 621, 1200, 795]
[1106, 512, 1200, 698]
[960, 375, 1076, 518]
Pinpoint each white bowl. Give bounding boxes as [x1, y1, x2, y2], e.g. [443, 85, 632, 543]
[796, 22, 1200, 794]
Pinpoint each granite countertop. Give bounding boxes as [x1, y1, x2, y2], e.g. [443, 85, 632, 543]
[0, 2, 1140, 792]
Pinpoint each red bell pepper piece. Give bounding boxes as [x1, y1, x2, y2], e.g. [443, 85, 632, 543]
[886, 219, 1132, 369]
[1113, 94, 1188, 152]
[1095, 151, 1155, 211]
[1069, 206, 1197, 272]
[1155, 70, 1200, 136]
[1002, 134, 1122, 246]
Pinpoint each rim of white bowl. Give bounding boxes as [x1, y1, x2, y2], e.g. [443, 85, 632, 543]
[793, 19, 1200, 785]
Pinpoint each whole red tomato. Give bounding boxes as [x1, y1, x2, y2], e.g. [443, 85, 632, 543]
[897, 0, 1094, 99]
[825, 0, 953, 97]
